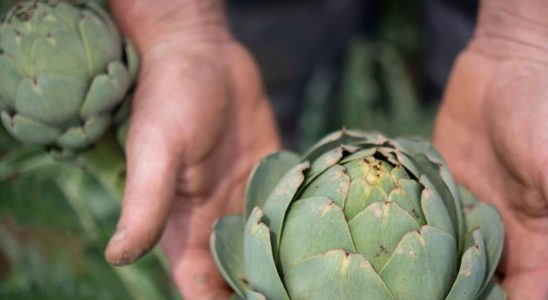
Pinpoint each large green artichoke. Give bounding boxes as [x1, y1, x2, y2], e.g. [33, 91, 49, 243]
[0, 0, 138, 152]
[211, 130, 505, 300]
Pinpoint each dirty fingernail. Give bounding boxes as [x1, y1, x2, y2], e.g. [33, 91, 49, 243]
[105, 228, 133, 266]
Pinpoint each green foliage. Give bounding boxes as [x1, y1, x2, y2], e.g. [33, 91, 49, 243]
[297, 0, 433, 151]
[0, 1, 14, 16]
[339, 41, 436, 137]
[297, 39, 437, 151]
[0, 145, 180, 299]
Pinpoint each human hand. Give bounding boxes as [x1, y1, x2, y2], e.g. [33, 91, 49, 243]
[104, 1, 280, 298]
[434, 0, 548, 298]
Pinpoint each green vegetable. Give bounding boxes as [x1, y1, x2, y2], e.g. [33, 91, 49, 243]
[0, 0, 138, 154]
[211, 130, 505, 300]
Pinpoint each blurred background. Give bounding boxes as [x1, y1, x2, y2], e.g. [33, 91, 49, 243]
[0, 0, 477, 298]
[228, 0, 477, 149]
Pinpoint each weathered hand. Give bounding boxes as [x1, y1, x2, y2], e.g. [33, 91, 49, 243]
[434, 1, 548, 298]
[105, 1, 280, 298]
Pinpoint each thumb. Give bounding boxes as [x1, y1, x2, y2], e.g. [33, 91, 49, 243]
[105, 100, 181, 265]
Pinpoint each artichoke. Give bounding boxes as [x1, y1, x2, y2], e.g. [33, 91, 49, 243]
[211, 130, 505, 300]
[0, 0, 138, 153]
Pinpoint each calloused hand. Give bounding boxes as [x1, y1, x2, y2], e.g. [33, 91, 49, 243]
[105, 1, 280, 298]
[434, 1, 548, 298]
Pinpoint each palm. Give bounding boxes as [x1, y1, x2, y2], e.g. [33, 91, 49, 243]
[434, 50, 548, 299]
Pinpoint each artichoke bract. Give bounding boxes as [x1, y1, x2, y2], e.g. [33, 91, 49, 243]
[211, 130, 505, 300]
[0, 0, 138, 152]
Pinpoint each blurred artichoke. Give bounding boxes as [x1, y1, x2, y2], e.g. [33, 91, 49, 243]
[211, 130, 505, 300]
[0, 0, 138, 153]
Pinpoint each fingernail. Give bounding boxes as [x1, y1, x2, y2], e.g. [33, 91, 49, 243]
[106, 228, 132, 266]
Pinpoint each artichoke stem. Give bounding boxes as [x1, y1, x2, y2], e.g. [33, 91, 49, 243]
[79, 130, 126, 201]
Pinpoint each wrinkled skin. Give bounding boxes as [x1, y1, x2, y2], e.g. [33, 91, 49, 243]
[434, 1, 548, 298]
[105, 1, 279, 298]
